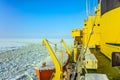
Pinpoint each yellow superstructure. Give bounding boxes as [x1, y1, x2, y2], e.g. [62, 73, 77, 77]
[70, 2, 120, 62]
[71, 29, 81, 37]
[83, 4, 101, 48]
[71, 29, 82, 62]
[82, 3, 120, 60]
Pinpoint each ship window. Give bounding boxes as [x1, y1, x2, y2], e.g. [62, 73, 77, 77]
[101, 0, 120, 15]
[97, 24, 100, 26]
[112, 52, 120, 67]
[84, 24, 87, 26]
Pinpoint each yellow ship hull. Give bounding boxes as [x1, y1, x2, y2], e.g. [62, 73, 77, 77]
[100, 7, 120, 59]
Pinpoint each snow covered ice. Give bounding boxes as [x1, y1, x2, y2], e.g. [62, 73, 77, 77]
[0, 39, 73, 80]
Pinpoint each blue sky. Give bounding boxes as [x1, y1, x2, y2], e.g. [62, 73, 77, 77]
[0, 0, 97, 39]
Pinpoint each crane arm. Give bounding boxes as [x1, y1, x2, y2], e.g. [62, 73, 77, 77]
[42, 38, 62, 80]
[61, 39, 72, 56]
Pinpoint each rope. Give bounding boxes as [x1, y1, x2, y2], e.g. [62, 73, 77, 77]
[47, 40, 56, 45]
[44, 39, 66, 53]
[83, 14, 97, 56]
[75, 11, 97, 78]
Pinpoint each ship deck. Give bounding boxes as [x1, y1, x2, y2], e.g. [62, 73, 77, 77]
[89, 49, 120, 80]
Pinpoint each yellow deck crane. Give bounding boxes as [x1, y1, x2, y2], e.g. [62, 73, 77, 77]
[60, 39, 72, 56]
[42, 38, 62, 80]
[42, 39, 74, 80]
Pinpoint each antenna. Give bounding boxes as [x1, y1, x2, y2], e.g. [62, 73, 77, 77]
[98, 0, 102, 4]
[100, 0, 102, 4]
[86, 0, 89, 17]
[86, 0, 89, 18]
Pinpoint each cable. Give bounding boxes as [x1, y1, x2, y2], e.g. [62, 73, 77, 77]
[47, 40, 56, 45]
[83, 14, 97, 56]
